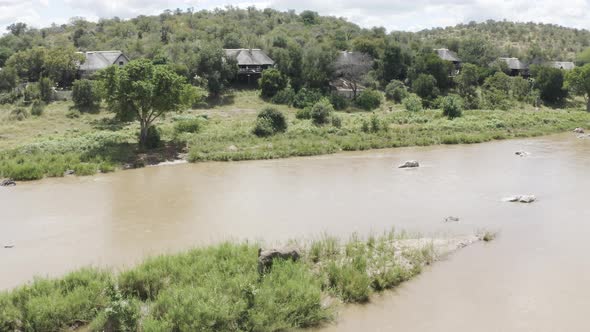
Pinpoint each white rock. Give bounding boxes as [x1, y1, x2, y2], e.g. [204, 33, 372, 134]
[398, 160, 420, 168]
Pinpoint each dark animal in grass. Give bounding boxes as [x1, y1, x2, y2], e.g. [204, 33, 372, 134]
[257, 247, 301, 274]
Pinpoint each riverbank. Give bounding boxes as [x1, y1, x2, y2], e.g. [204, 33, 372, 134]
[0, 230, 488, 331]
[1, 91, 590, 181]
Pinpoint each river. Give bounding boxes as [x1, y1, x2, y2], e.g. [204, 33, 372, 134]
[1, 133, 589, 331]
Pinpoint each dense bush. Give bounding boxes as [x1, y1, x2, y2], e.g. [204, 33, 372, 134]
[271, 87, 295, 105]
[253, 107, 288, 137]
[532, 66, 568, 103]
[72, 79, 101, 112]
[292, 88, 323, 109]
[0, 67, 17, 92]
[23, 83, 40, 105]
[329, 93, 349, 110]
[310, 98, 334, 125]
[259, 68, 288, 98]
[355, 89, 382, 111]
[511, 76, 531, 101]
[385, 80, 408, 103]
[402, 93, 423, 112]
[38, 77, 54, 103]
[295, 107, 311, 120]
[31, 100, 45, 116]
[143, 126, 161, 149]
[441, 95, 464, 119]
[174, 117, 206, 134]
[411, 74, 439, 104]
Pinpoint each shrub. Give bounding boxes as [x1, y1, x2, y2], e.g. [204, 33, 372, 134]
[253, 107, 288, 137]
[292, 88, 323, 109]
[329, 93, 349, 110]
[331, 115, 342, 128]
[38, 77, 54, 103]
[411, 74, 439, 102]
[9, 108, 28, 121]
[511, 76, 531, 101]
[271, 87, 295, 105]
[174, 117, 205, 134]
[482, 88, 512, 110]
[0, 91, 20, 104]
[295, 107, 311, 120]
[259, 68, 288, 98]
[23, 83, 40, 105]
[31, 100, 45, 116]
[89, 284, 140, 332]
[355, 89, 382, 111]
[532, 66, 568, 103]
[385, 80, 408, 103]
[361, 114, 383, 133]
[72, 79, 101, 112]
[310, 99, 334, 126]
[66, 109, 81, 118]
[326, 257, 371, 303]
[402, 93, 423, 112]
[144, 126, 161, 149]
[441, 95, 464, 119]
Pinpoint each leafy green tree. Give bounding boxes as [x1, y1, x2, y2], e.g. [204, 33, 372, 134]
[302, 46, 336, 90]
[186, 44, 237, 97]
[412, 74, 439, 103]
[531, 66, 567, 104]
[565, 64, 590, 112]
[576, 48, 590, 66]
[385, 80, 408, 103]
[441, 95, 463, 119]
[410, 53, 452, 92]
[0, 47, 12, 67]
[511, 77, 531, 101]
[377, 43, 409, 84]
[72, 79, 101, 112]
[38, 77, 54, 103]
[310, 98, 334, 125]
[0, 67, 17, 92]
[458, 37, 498, 67]
[100, 59, 191, 147]
[6, 47, 47, 82]
[44, 47, 84, 87]
[300, 11, 319, 25]
[259, 68, 288, 98]
[355, 89, 382, 111]
[455, 63, 480, 109]
[402, 93, 423, 112]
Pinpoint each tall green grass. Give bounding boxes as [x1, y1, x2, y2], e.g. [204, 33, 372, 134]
[0, 232, 440, 331]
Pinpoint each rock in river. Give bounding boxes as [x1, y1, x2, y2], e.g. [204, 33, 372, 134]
[515, 151, 529, 157]
[1, 179, 16, 187]
[399, 160, 420, 168]
[258, 247, 301, 274]
[574, 128, 585, 134]
[504, 195, 536, 203]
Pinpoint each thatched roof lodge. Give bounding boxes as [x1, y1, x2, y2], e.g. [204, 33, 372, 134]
[77, 51, 129, 78]
[434, 48, 461, 75]
[224, 49, 274, 74]
[498, 57, 529, 76]
[546, 61, 575, 70]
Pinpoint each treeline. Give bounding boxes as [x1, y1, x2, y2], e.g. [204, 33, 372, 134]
[2, 8, 590, 113]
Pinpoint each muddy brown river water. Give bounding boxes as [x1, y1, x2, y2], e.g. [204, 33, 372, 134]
[1, 133, 590, 331]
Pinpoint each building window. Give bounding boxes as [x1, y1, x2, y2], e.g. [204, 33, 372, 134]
[119, 61, 124, 66]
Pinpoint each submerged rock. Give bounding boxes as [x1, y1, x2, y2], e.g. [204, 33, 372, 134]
[3, 244, 14, 249]
[258, 247, 301, 274]
[0, 179, 16, 187]
[398, 160, 420, 168]
[504, 195, 536, 203]
[574, 128, 585, 134]
[444, 216, 460, 223]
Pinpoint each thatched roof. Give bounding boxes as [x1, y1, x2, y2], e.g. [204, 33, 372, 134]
[434, 48, 461, 62]
[224, 49, 274, 66]
[547, 61, 575, 70]
[499, 57, 528, 70]
[78, 51, 127, 72]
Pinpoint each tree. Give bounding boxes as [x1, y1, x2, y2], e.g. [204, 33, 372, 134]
[6, 22, 28, 36]
[565, 64, 590, 112]
[355, 89, 382, 111]
[100, 59, 191, 147]
[441, 95, 464, 119]
[259, 68, 288, 98]
[532, 66, 568, 104]
[0, 67, 17, 92]
[377, 43, 409, 84]
[186, 44, 237, 97]
[333, 52, 373, 99]
[6, 47, 47, 82]
[302, 46, 336, 90]
[0, 47, 12, 67]
[300, 11, 319, 25]
[456, 63, 480, 109]
[410, 53, 452, 92]
[44, 48, 84, 87]
[412, 74, 439, 102]
[72, 79, 101, 112]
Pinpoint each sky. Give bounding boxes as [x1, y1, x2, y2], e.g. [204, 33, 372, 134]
[1, 0, 590, 34]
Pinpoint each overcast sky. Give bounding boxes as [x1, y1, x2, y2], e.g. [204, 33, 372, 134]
[1, 0, 590, 34]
